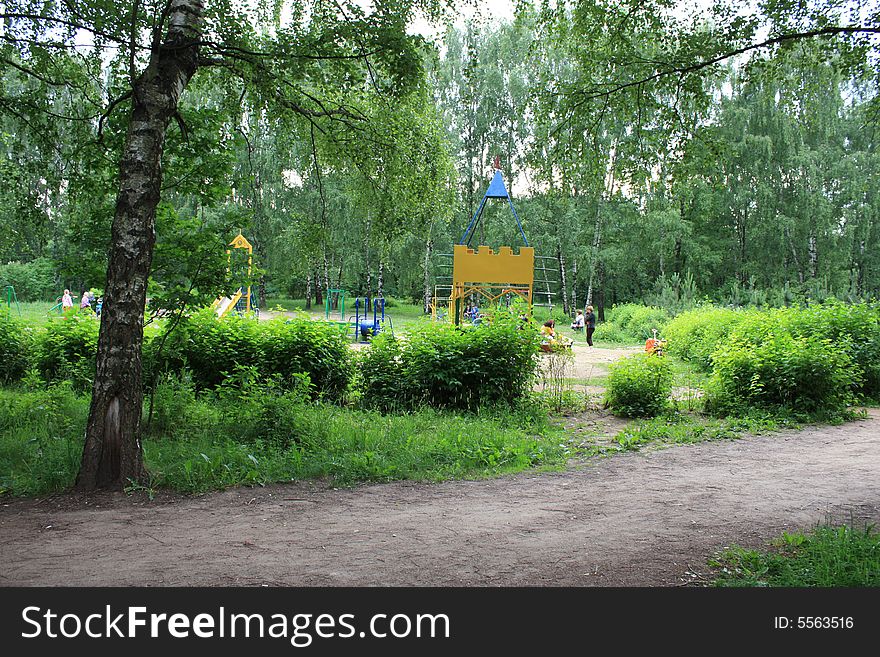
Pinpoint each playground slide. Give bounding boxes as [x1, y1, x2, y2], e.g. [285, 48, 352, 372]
[214, 288, 243, 318]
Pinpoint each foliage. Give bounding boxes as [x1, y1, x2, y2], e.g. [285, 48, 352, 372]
[0, 258, 57, 301]
[593, 304, 671, 344]
[604, 353, 673, 418]
[357, 314, 541, 411]
[158, 310, 353, 402]
[35, 314, 99, 390]
[0, 316, 32, 383]
[699, 301, 880, 401]
[712, 524, 880, 587]
[725, 301, 880, 398]
[259, 317, 353, 402]
[704, 333, 859, 419]
[663, 307, 752, 371]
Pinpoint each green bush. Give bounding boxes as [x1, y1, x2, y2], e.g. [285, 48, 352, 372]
[260, 317, 352, 401]
[150, 365, 313, 445]
[704, 333, 859, 418]
[663, 307, 751, 371]
[0, 316, 32, 383]
[604, 353, 674, 417]
[358, 315, 540, 411]
[159, 310, 352, 401]
[591, 322, 628, 344]
[595, 304, 671, 343]
[160, 310, 263, 388]
[0, 257, 57, 301]
[35, 314, 99, 390]
[724, 301, 880, 399]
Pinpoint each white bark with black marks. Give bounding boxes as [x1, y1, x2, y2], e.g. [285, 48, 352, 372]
[77, 0, 204, 490]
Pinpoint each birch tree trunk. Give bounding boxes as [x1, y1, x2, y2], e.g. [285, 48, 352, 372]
[423, 238, 433, 314]
[76, 0, 203, 490]
[808, 232, 819, 279]
[557, 242, 569, 316]
[314, 269, 323, 306]
[585, 201, 602, 307]
[323, 247, 331, 303]
[364, 214, 372, 297]
[377, 260, 384, 299]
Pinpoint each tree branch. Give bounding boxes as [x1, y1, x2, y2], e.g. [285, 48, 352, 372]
[571, 26, 880, 106]
[97, 90, 134, 141]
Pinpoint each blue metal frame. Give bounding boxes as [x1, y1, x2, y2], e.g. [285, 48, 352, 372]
[458, 169, 528, 247]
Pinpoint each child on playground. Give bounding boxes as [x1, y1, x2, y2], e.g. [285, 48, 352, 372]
[61, 289, 73, 311]
[571, 310, 585, 331]
[541, 319, 572, 350]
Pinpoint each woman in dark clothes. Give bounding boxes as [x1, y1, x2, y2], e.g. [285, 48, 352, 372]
[585, 305, 596, 347]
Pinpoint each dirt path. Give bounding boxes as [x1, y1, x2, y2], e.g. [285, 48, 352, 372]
[2, 410, 878, 587]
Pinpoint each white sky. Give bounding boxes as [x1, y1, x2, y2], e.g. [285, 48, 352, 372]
[408, 0, 516, 39]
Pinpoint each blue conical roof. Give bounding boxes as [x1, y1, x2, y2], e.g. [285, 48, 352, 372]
[484, 170, 510, 198]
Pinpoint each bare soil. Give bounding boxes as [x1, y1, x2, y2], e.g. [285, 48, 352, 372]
[2, 409, 878, 587]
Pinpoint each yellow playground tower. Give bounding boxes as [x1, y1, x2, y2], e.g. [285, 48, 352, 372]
[213, 232, 254, 317]
[434, 159, 544, 324]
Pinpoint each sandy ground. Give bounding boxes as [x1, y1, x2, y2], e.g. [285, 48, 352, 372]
[1, 408, 878, 587]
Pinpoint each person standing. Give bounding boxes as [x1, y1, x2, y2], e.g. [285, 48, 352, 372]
[585, 305, 596, 347]
[80, 291, 92, 312]
[61, 289, 74, 311]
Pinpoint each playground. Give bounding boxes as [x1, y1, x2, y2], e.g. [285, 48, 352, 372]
[2, 150, 879, 591]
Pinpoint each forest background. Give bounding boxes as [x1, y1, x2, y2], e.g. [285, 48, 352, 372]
[2, 0, 878, 319]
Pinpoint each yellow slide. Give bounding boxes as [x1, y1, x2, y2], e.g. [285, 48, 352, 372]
[212, 288, 243, 318]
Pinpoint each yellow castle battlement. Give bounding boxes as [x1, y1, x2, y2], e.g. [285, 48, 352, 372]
[452, 244, 535, 286]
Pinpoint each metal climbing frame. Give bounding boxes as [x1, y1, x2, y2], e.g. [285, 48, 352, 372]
[325, 288, 346, 321]
[3, 285, 21, 317]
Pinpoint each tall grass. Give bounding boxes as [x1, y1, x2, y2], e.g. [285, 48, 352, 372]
[711, 524, 880, 587]
[0, 383, 568, 496]
[0, 383, 87, 495]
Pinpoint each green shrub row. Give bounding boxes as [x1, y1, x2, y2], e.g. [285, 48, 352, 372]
[704, 333, 859, 418]
[593, 303, 671, 344]
[663, 307, 750, 371]
[156, 310, 353, 402]
[0, 313, 99, 389]
[726, 301, 880, 398]
[0, 316, 34, 383]
[604, 353, 674, 417]
[0, 258, 58, 301]
[606, 301, 879, 419]
[357, 315, 541, 411]
[1, 308, 542, 411]
[0, 310, 353, 401]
